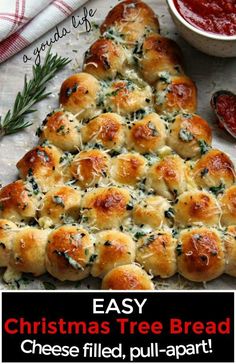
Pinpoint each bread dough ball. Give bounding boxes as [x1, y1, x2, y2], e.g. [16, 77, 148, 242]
[91, 230, 135, 278]
[100, 0, 160, 46]
[0, 180, 40, 222]
[193, 149, 235, 193]
[45, 225, 94, 281]
[81, 187, 131, 229]
[59, 73, 100, 119]
[126, 113, 166, 153]
[101, 264, 154, 290]
[167, 114, 212, 159]
[70, 150, 110, 188]
[133, 196, 172, 228]
[136, 230, 177, 277]
[111, 153, 147, 186]
[83, 38, 129, 79]
[155, 75, 197, 115]
[146, 154, 187, 200]
[81, 113, 125, 150]
[177, 227, 225, 282]
[40, 110, 82, 152]
[39, 186, 81, 227]
[0, 219, 18, 267]
[139, 34, 184, 84]
[103, 80, 153, 116]
[223, 225, 236, 277]
[10, 227, 49, 276]
[174, 190, 221, 227]
[220, 186, 236, 226]
[17, 144, 63, 192]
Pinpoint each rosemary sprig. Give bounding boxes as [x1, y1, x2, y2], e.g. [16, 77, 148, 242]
[0, 48, 71, 137]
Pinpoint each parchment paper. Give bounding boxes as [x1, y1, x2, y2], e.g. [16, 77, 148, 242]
[0, 0, 235, 290]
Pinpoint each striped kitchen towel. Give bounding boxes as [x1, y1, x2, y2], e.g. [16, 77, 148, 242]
[0, 0, 88, 63]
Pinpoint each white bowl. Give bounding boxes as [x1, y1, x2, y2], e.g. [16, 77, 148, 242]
[166, 0, 236, 58]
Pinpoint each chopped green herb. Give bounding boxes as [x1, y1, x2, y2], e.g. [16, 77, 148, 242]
[104, 240, 112, 246]
[198, 140, 211, 155]
[159, 71, 171, 83]
[56, 251, 83, 270]
[145, 234, 156, 246]
[209, 183, 225, 196]
[176, 243, 182, 256]
[35, 126, 43, 137]
[108, 150, 120, 157]
[27, 173, 40, 195]
[60, 152, 73, 164]
[52, 195, 65, 207]
[89, 254, 98, 264]
[81, 216, 89, 223]
[66, 83, 78, 97]
[179, 128, 194, 142]
[143, 153, 158, 166]
[200, 168, 209, 177]
[131, 109, 146, 120]
[164, 208, 175, 219]
[133, 42, 143, 57]
[148, 122, 159, 136]
[134, 231, 146, 240]
[43, 281, 56, 290]
[126, 203, 133, 211]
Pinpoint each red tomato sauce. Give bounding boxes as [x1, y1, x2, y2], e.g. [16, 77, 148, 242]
[216, 94, 236, 135]
[173, 0, 236, 36]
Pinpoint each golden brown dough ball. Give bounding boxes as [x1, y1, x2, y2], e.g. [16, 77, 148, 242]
[17, 144, 63, 192]
[220, 186, 236, 226]
[136, 230, 177, 278]
[133, 196, 172, 228]
[81, 113, 125, 150]
[155, 75, 197, 115]
[174, 191, 221, 227]
[91, 230, 135, 278]
[177, 227, 225, 282]
[10, 227, 49, 276]
[70, 150, 110, 189]
[100, 0, 160, 46]
[39, 110, 82, 152]
[45, 225, 94, 281]
[193, 149, 235, 193]
[83, 38, 129, 80]
[223, 226, 236, 277]
[81, 187, 131, 229]
[0, 219, 18, 267]
[139, 34, 184, 84]
[59, 73, 100, 119]
[0, 180, 40, 223]
[103, 80, 153, 116]
[146, 154, 187, 200]
[38, 186, 81, 227]
[126, 113, 166, 153]
[111, 153, 147, 186]
[101, 264, 154, 290]
[167, 114, 212, 159]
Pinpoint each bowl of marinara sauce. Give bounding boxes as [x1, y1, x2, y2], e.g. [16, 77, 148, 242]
[166, 0, 236, 57]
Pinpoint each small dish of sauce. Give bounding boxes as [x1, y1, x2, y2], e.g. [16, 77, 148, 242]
[173, 0, 236, 36]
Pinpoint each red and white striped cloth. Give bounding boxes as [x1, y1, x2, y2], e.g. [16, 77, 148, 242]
[0, 0, 88, 64]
